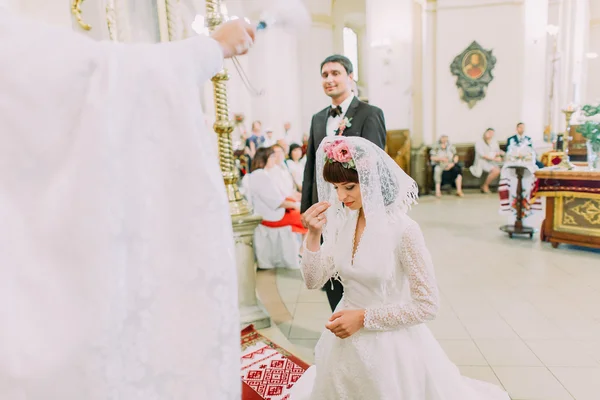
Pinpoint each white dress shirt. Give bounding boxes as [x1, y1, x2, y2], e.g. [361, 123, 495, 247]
[326, 94, 355, 137]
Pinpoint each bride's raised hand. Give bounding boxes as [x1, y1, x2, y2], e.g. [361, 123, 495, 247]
[301, 201, 330, 235]
[325, 309, 366, 339]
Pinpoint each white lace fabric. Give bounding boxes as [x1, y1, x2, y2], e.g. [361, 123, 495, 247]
[300, 243, 335, 290]
[363, 221, 439, 330]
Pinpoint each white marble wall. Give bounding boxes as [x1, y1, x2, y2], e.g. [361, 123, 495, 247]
[585, 1, 600, 104]
[365, 0, 414, 131]
[433, 0, 526, 144]
[521, 0, 549, 142]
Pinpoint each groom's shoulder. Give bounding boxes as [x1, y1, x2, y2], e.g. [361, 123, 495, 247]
[356, 99, 384, 116]
[312, 106, 330, 119]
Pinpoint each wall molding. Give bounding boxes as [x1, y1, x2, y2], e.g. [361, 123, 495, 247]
[437, 0, 523, 10]
[312, 13, 333, 26]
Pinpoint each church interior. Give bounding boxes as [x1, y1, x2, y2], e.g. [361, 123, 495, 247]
[7, 0, 600, 399]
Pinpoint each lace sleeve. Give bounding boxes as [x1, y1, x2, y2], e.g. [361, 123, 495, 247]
[300, 241, 336, 290]
[363, 221, 439, 330]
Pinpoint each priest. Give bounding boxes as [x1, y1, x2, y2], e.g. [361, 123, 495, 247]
[0, 9, 254, 400]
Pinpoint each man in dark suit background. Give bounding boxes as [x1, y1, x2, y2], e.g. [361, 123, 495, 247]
[300, 54, 387, 312]
[506, 122, 544, 169]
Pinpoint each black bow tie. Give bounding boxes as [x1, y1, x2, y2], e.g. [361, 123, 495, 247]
[329, 105, 342, 118]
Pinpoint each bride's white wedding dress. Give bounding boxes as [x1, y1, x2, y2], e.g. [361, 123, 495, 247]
[291, 214, 509, 399]
[291, 136, 510, 400]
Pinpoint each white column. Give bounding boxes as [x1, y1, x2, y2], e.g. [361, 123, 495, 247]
[366, 0, 413, 131]
[411, 1, 423, 147]
[553, 0, 591, 130]
[556, 0, 577, 131]
[572, 0, 590, 104]
[247, 27, 304, 142]
[421, 1, 437, 146]
[586, 9, 600, 103]
[521, 0, 549, 143]
[297, 23, 335, 135]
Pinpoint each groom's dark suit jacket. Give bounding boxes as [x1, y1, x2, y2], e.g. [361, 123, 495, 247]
[300, 97, 387, 213]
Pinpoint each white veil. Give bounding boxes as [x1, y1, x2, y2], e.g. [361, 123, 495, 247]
[315, 136, 418, 286]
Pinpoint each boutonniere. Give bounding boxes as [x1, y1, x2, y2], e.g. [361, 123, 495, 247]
[335, 117, 352, 136]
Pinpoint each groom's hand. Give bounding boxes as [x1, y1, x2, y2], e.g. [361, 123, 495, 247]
[326, 309, 365, 339]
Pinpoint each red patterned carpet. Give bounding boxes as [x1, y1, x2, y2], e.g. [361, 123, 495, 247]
[241, 325, 309, 400]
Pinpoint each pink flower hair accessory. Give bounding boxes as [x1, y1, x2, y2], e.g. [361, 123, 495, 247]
[323, 139, 356, 169]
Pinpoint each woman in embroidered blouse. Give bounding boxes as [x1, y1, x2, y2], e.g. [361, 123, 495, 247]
[291, 137, 509, 400]
[470, 128, 504, 193]
[429, 135, 464, 198]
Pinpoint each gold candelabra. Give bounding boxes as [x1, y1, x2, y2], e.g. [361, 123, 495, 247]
[557, 107, 577, 170]
[205, 0, 269, 329]
[71, 0, 91, 31]
[205, 0, 252, 216]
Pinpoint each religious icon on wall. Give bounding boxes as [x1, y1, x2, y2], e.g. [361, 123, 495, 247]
[450, 41, 496, 109]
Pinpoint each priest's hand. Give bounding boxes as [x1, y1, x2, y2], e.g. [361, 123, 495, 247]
[326, 309, 365, 339]
[211, 19, 256, 58]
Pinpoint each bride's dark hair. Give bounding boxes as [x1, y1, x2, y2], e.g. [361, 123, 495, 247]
[323, 161, 359, 184]
[323, 160, 398, 206]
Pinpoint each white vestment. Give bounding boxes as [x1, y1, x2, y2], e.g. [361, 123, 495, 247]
[0, 11, 240, 400]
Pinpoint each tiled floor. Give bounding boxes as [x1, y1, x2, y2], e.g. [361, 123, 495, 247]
[256, 193, 600, 400]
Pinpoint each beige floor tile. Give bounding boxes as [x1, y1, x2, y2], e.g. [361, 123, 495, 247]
[581, 341, 600, 364]
[288, 339, 318, 365]
[549, 318, 600, 340]
[525, 340, 599, 367]
[460, 317, 520, 340]
[503, 316, 569, 340]
[457, 366, 503, 387]
[492, 366, 573, 400]
[549, 367, 600, 400]
[294, 302, 332, 320]
[426, 316, 471, 340]
[474, 339, 543, 366]
[437, 340, 488, 366]
[296, 287, 329, 303]
[289, 318, 327, 340]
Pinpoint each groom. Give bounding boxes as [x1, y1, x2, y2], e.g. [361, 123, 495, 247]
[301, 54, 387, 312]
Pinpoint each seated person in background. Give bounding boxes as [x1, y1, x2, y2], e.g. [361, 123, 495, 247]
[269, 144, 302, 202]
[470, 128, 504, 194]
[286, 143, 306, 192]
[277, 138, 289, 155]
[262, 128, 277, 148]
[245, 120, 265, 161]
[506, 122, 544, 169]
[430, 135, 464, 198]
[244, 147, 307, 234]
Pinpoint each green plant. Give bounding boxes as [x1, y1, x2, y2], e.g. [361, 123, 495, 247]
[577, 103, 600, 151]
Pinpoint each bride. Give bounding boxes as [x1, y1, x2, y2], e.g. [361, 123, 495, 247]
[291, 137, 509, 399]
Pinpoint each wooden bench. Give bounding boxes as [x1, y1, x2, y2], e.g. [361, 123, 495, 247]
[424, 142, 507, 192]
